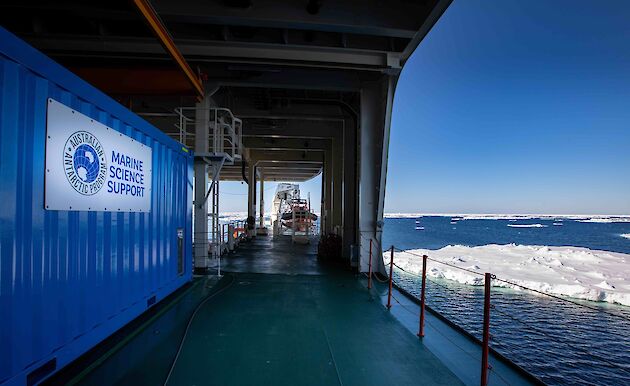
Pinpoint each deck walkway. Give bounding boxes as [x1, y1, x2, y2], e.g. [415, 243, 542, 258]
[57, 235, 526, 386]
[166, 271, 461, 385]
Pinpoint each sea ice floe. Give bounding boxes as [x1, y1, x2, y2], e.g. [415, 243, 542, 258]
[577, 218, 630, 223]
[385, 244, 630, 306]
[382, 213, 630, 223]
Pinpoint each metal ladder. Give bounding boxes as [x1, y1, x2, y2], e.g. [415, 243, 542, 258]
[178, 106, 242, 267]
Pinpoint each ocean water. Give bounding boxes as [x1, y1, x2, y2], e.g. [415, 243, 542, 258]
[382, 216, 630, 254]
[382, 216, 630, 386]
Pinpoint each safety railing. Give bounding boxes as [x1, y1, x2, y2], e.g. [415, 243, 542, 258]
[209, 108, 242, 163]
[193, 219, 248, 260]
[174, 107, 243, 163]
[363, 241, 630, 386]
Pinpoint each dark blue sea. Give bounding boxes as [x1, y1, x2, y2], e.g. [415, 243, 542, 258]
[382, 216, 630, 386]
[383, 216, 630, 254]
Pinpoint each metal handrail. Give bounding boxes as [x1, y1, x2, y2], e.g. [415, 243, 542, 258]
[173, 106, 243, 162]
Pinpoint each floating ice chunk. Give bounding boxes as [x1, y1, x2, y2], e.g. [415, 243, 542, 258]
[547, 259, 563, 267]
[507, 224, 547, 228]
[621, 233, 630, 240]
[577, 218, 630, 223]
[595, 281, 616, 290]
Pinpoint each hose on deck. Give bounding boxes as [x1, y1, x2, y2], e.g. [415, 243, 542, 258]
[164, 274, 236, 385]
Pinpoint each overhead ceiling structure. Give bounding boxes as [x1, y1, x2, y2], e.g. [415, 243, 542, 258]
[0, 0, 452, 264]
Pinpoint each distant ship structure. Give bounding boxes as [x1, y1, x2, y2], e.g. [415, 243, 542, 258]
[271, 183, 318, 243]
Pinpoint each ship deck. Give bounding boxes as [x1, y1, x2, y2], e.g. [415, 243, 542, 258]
[48, 236, 536, 386]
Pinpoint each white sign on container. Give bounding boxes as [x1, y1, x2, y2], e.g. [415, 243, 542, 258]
[45, 98, 152, 212]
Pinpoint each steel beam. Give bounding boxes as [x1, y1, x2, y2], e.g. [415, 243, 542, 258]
[249, 149, 323, 163]
[24, 36, 397, 71]
[132, 0, 204, 98]
[242, 122, 342, 140]
[243, 137, 329, 151]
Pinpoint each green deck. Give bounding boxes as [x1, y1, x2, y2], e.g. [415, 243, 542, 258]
[65, 236, 534, 386]
[167, 271, 461, 385]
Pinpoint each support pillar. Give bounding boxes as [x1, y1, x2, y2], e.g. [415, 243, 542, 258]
[358, 75, 397, 274]
[320, 165, 326, 235]
[193, 96, 211, 272]
[332, 137, 343, 235]
[322, 142, 333, 235]
[246, 163, 257, 237]
[342, 117, 358, 263]
[259, 177, 265, 228]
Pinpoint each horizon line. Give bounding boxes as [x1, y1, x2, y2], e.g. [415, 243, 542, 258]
[382, 212, 630, 217]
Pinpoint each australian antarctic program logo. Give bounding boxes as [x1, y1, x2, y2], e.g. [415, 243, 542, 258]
[63, 131, 107, 195]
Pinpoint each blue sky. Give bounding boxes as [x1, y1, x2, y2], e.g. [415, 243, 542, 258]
[386, 0, 630, 215]
[221, 0, 629, 215]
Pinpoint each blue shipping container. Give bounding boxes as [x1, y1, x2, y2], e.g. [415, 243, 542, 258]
[0, 27, 194, 385]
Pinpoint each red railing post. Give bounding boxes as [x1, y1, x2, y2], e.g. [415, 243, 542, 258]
[417, 254, 428, 338]
[386, 246, 394, 309]
[481, 272, 492, 386]
[368, 239, 373, 290]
